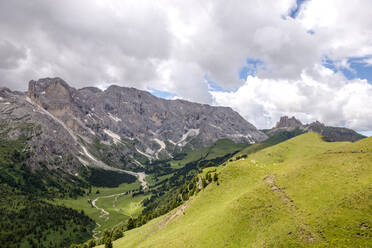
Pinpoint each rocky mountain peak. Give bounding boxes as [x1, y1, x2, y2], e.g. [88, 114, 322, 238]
[27, 77, 74, 110]
[274, 116, 303, 129]
[307, 120, 325, 127]
[28, 77, 71, 95]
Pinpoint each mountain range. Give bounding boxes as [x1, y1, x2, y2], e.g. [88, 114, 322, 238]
[1, 78, 365, 177]
[1, 77, 267, 175]
[265, 116, 365, 142]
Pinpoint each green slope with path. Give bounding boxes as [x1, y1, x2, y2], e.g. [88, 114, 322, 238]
[102, 132, 372, 247]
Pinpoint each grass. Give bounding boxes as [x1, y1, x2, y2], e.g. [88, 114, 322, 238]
[56, 181, 142, 234]
[233, 128, 306, 160]
[108, 193, 148, 218]
[103, 132, 372, 247]
[170, 139, 248, 169]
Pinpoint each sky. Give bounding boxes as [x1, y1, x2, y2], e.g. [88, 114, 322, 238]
[0, 0, 371, 133]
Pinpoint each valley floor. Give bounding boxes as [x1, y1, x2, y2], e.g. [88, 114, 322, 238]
[56, 181, 145, 236]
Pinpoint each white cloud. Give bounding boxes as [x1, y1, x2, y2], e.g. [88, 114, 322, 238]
[0, 40, 27, 69]
[297, 0, 372, 59]
[0, 0, 371, 130]
[211, 65, 372, 131]
[362, 58, 372, 67]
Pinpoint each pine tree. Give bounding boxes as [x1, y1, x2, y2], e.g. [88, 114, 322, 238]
[112, 228, 124, 240]
[105, 238, 113, 248]
[87, 239, 96, 248]
[207, 173, 212, 182]
[213, 173, 218, 182]
[127, 218, 135, 230]
[201, 178, 207, 188]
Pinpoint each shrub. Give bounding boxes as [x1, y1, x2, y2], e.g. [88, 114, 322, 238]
[112, 228, 123, 240]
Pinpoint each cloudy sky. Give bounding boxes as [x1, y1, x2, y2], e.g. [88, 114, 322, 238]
[1, 0, 371, 134]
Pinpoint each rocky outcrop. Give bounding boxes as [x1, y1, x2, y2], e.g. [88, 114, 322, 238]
[0, 86, 81, 172]
[303, 121, 365, 142]
[267, 116, 364, 142]
[274, 116, 303, 129]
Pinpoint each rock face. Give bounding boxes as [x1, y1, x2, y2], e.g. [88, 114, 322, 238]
[304, 121, 365, 142]
[2, 77, 267, 172]
[268, 116, 365, 142]
[274, 116, 302, 129]
[0, 86, 81, 173]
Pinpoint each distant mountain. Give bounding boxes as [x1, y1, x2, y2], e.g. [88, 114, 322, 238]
[264, 116, 365, 142]
[1, 77, 267, 174]
[274, 116, 303, 129]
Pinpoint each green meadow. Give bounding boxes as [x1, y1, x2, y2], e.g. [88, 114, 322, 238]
[102, 133, 372, 247]
[55, 181, 143, 235]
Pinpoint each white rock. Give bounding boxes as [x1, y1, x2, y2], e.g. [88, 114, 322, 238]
[104, 129, 121, 144]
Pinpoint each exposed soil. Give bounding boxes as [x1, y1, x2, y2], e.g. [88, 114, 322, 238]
[264, 174, 321, 243]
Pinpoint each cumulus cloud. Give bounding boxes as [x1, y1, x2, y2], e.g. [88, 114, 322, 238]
[211, 65, 372, 131]
[298, 0, 372, 59]
[0, 0, 371, 130]
[0, 40, 27, 69]
[0, 0, 170, 89]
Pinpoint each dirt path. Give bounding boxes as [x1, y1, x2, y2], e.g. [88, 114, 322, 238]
[79, 144, 148, 239]
[158, 201, 189, 229]
[91, 191, 132, 238]
[264, 174, 323, 243]
[264, 175, 296, 208]
[127, 198, 192, 248]
[92, 222, 102, 239]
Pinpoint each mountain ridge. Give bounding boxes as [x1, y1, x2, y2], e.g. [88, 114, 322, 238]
[265, 115, 365, 142]
[2, 77, 267, 174]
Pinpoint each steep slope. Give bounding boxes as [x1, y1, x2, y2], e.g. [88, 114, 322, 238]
[133, 139, 249, 227]
[0, 86, 140, 188]
[107, 133, 372, 247]
[0, 123, 96, 247]
[28, 77, 266, 162]
[265, 116, 365, 142]
[0, 87, 86, 174]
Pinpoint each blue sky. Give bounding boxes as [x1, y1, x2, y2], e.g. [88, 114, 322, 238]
[359, 131, 372, 137]
[289, 0, 308, 18]
[239, 58, 264, 80]
[147, 87, 178, 99]
[323, 57, 372, 83]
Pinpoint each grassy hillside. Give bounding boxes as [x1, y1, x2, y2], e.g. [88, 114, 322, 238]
[133, 139, 247, 230]
[170, 139, 248, 169]
[104, 133, 372, 247]
[235, 128, 305, 158]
